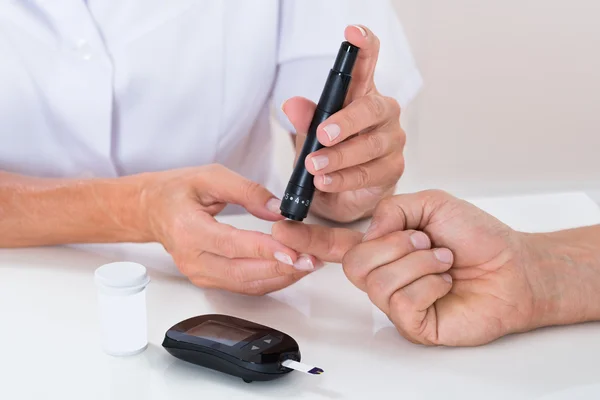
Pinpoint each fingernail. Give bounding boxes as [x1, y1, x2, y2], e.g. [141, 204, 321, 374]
[266, 198, 281, 214]
[441, 273, 453, 284]
[274, 252, 294, 266]
[294, 255, 314, 271]
[323, 124, 340, 142]
[322, 175, 332, 185]
[353, 25, 367, 37]
[362, 222, 378, 242]
[281, 99, 288, 112]
[311, 155, 329, 171]
[409, 231, 430, 250]
[434, 248, 453, 264]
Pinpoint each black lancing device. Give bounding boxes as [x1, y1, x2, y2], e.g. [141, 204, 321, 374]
[280, 41, 359, 221]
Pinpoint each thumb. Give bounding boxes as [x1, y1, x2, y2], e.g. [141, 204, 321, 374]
[363, 190, 454, 241]
[204, 165, 284, 221]
[282, 96, 317, 159]
[272, 221, 363, 263]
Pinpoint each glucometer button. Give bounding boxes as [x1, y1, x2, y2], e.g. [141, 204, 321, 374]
[245, 343, 263, 355]
[243, 335, 281, 354]
[260, 335, 281, 347]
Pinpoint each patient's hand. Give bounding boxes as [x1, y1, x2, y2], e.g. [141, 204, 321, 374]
[273, 190, 595, 346]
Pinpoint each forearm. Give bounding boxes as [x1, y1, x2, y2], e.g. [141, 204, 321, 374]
[524, 225, 600, 328]
[0, 171, 153, 247]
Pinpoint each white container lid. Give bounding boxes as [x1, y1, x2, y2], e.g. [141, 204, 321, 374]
[94, 262, 150, 295]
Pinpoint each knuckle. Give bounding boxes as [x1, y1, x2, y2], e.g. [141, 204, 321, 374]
[250, 233, 269, 258]
[342, 249, 364, 284]
[366, 133, 385, 159]
[377, 196, 397, 212]
[365, 94, 386, 119]
[341, 248, 356, 270]
[241, 179, 263, 203]
[322, 229, 336, 256]
[390, 123, 406, 146]
[386, 96, 402, 117]
[206, 163, 225, 175]
[330, 233, 349, 261]
[342, 264, 363, 289]
[355, 165, 371, 187]
[365, 274, 386, 296]
[342, 108, 359, 134]
[214, 233, 236, 258]
[331, 146, 345, 167]
[226, 265, 248, 284]
[421, 189, 451, 203]
[389, 289, 413, 314]
[176, 259, 194, 277]
[300, 223, 319, 253]
[392, 156, 405, 178]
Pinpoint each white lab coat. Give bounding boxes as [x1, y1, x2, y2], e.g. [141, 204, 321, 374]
[0, 0, 422, 196]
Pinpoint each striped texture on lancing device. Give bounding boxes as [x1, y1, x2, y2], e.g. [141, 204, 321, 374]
[281, 360, 324, 375]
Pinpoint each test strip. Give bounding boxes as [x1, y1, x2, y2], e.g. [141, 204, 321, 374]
[281, 359, 324, 375]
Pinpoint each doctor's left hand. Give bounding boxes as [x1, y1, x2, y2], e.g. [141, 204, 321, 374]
[283, 25, 405, 223]
[143, 165, 318, 295]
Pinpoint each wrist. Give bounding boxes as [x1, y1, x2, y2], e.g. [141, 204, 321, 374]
[100, 173, 156, 243]
[522, 229, 600, 329]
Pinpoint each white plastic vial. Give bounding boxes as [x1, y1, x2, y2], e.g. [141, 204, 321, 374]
[94, 262, 150, 356]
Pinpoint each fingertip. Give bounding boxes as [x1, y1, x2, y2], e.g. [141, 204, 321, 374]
[362, 220, 379, 242]
[316, 130, 331, 147]
[409, 231, 431, 251]
[304, 156, 316, 175]
[344, 24, 369, 46]
[293, 253, 317, 271]
[283, 96, 316, 113]
[266, 197, 282, 214]
[434, 248, 454, 265]
[274, 251, 295, 266]
[312, 175, 335, 192]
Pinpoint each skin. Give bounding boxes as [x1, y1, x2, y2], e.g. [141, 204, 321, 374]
[283, 25, 406, 223]
[0, 24, 404, 295]
[272, 190, 600, 346]
[0, 166, 313, 295]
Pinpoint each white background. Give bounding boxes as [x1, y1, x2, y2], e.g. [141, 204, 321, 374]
[274, 0, 600, 201]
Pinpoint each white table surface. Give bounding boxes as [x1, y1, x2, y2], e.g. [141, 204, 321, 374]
[2, 191, 600, 400]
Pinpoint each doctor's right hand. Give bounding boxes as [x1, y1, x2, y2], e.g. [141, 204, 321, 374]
[142, 164, 317, 295]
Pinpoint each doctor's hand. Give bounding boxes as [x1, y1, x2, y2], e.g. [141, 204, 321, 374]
[283, 25, 405, 223]
[273, 190, 594, 346]
[143, 164, 318, 295]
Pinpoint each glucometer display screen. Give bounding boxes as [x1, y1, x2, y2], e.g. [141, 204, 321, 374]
[185, 320, 255, 346]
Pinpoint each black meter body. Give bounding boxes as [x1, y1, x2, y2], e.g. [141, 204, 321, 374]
[162, 314, 301, 382]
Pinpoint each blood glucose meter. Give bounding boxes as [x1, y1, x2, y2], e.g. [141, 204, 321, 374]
[162, 314, 323, 382]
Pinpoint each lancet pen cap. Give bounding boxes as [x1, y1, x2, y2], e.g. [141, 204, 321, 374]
[332, 41, 359, 75]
